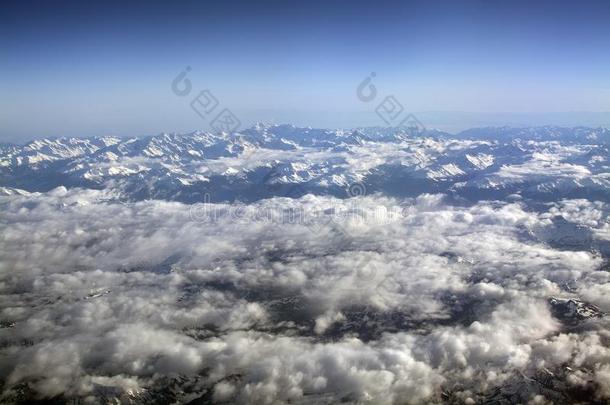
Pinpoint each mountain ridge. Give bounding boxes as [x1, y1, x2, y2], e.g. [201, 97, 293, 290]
[1, 125, 609, 203]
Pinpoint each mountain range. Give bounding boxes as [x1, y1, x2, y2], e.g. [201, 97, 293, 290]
[2, 124, 609, 204]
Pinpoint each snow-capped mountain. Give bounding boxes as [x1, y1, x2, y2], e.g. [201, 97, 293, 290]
[1, 124, 608, 203]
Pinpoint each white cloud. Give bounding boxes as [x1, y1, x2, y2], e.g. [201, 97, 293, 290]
[0, 188, 609, 403]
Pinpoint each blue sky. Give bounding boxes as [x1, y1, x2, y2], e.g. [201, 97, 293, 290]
[2, 0, 610, 141]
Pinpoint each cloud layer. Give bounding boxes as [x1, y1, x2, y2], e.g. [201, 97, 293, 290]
[1, 187, 609, 403]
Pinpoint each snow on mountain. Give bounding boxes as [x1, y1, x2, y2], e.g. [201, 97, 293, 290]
[0, 186, 35, 196]
[0, 125, 608, 202]
[426, 163, 466, 180]
[549, 297, 604, 324]
[4, 136, 121, 167]
[465, 153, 494, 169]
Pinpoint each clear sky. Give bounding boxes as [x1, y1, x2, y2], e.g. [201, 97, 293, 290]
[2, 0, 610, 141]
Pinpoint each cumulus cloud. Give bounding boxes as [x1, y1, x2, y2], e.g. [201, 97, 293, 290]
[0, 187, 609, 403]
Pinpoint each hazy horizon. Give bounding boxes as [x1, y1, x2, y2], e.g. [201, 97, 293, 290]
[3, 111, 610, 143]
